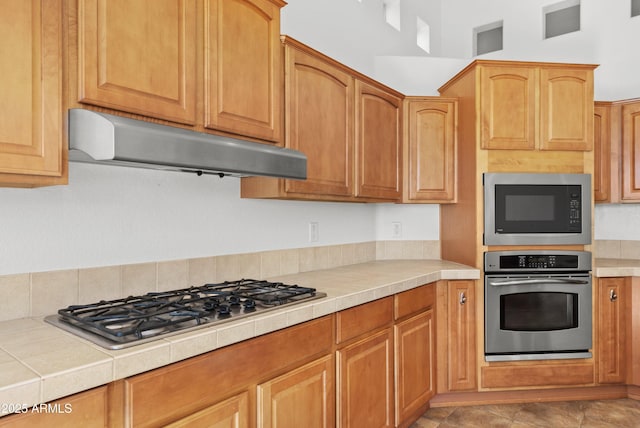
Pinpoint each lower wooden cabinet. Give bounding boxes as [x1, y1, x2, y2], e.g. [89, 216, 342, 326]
[0, 386, 109, 428]
[597, 277, 629, 384]
[258, 355, 335, 428]
[436, 280, 477, 393]
[337, 328, 394, 428]
[165, 392, 249, 428]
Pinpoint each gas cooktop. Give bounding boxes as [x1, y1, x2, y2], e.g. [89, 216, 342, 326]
[45, 279, 326, 350]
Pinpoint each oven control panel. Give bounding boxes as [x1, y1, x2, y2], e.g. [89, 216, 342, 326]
[484, 250, 592, 272]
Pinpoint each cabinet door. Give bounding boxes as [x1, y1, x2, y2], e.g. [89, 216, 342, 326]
[0, 386, 109, 428]
[594, 103, 612, 202]
[78, 0, 197, 124]
[165, 392, 249, 428]
[394, 309, 434, 427]
[447, 280, 477, 392]
[479, 66, 537, 150]
[0, 0, 65, 186]
[404, 98, 457, 203]
[283, 44, 354, 197]
[622, 101, 640, 201]
[205, 0, 282, 142]
[337, 329, 394, 428]
[539, 67, 594, 151]
[355, 80, 402, 200]
[258, 355, 334, 428]
[597, 277, 628, 384]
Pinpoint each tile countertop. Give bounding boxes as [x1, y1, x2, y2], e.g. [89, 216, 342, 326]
[0, 259, 478, 413]
[594, 258, 640, 277]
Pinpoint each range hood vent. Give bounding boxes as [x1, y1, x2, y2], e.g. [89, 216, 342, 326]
[68, 109, 307, 179]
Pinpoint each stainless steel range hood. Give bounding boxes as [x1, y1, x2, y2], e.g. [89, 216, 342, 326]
[68, 109, 306, 179]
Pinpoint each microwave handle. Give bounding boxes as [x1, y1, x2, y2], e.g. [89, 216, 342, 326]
[488, 278, 590, 287]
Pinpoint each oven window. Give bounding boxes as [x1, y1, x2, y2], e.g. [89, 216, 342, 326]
[500, 292, 578, 331]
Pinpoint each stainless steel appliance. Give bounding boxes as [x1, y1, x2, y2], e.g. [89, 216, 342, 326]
[45, 279, 326, 350]
[484, 250, 592, 362]
[483, 172, 591, 246]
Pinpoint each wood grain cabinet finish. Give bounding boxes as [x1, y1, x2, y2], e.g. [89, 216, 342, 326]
[77, 0, 198, 125]
[394, 284, 436, 428]
[403, 97, 457, 203]
[436, 280, 477, 393]
[241, 37, 403, 202]
[164, 392, 249, 428]
[478, 63, 594, 151]
[0, 386, 109, 428]
[597, 277, 629, 384]
[594, 102, 612, 202]
[622, 101, 640, 201]
[355, 80, 402, 200]
[258, 355, 335, 428]
[0, 0, 66, 187]
[204, 0, 283, 142]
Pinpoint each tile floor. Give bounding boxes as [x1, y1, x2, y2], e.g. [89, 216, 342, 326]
[410, 398, 640, 427]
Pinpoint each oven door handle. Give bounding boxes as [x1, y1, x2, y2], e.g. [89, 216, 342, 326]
[487, 278, 590, 286]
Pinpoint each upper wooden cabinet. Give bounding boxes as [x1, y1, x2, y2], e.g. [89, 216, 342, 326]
[0, 0, 67, 187]
[77, 0, 198, 125]
[474, 62, 595, 151]
[241, 37, 403, 202]
[593, 98, 640, 203]
[204, 0, 283, 142]
[403, 97, 457, 203]
[74, 0, 284, 142]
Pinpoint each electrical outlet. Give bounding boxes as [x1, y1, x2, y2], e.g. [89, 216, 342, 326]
[309, 222, 319, 242]
[392, 222, 402, 239]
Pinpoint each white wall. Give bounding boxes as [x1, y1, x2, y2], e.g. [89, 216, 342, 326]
[3, 0, 639, 276]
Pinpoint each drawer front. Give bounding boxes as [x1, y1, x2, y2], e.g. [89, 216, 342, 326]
[336, 297, 393, 344]
[394, 283, 435, 320]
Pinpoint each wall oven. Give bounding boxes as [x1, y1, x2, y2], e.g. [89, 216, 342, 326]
[484, 250, 592, 362]
[483, 173, 591, 246]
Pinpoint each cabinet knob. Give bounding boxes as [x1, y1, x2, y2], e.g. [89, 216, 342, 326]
[609, 289, 618, 302]
[459, 292, 467, 305]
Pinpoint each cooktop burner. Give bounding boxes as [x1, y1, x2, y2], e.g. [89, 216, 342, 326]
[45, 279, 326, 349]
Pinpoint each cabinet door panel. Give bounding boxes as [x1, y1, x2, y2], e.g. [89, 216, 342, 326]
[205, 0, 282, 142]
[165, 392, 249, 428]
[258, 356, 334, 428]
[395, 310, 434, 426]
[594, 103, 611, 202]
[540, 68, 593, 151]
[0, 0, 65, 185]
[597, 277, 627, 384]
[622, 102, 640, 200]
[447, 280, 477, 392]
[337, 329, 393, 428]
[78, 0, 197, 124]
[405, 99, 456, 202]
[480, 66, 536, 150]
[284, 46, 354, 197]
[355, 81, 402, 200]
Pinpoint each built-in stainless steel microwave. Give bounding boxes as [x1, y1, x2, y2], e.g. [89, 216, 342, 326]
[483, 173, 592, 246]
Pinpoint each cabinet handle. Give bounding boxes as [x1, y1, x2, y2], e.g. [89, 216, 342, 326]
[459, 292, 467, 305]
[610, 289, 618, 302]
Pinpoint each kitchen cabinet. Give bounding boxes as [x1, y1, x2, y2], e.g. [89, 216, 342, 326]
[0, 386, 109, 428]
[73, 0, 283, 142]
[76, 0, 198, 125]
[402, 97, 457, 203]
[394, 284, 436, 427]
[336, 297, 394, 428]
[241, 37, 403, 202]
[594, 102, 613, 202]
[164, 392, 249, 428]
[258, 355, 334, 428]
[118, 316, 333, 427]
[436, 280, 477, 393]
[622, 100, 640, 201]
[597, 277, 629, 385]
[204, 0, 283, 142]
[0, 0, 66, 187]
[478, 63, 594, 151]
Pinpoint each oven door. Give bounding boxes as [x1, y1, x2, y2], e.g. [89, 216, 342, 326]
[484, 273, 592, 361]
